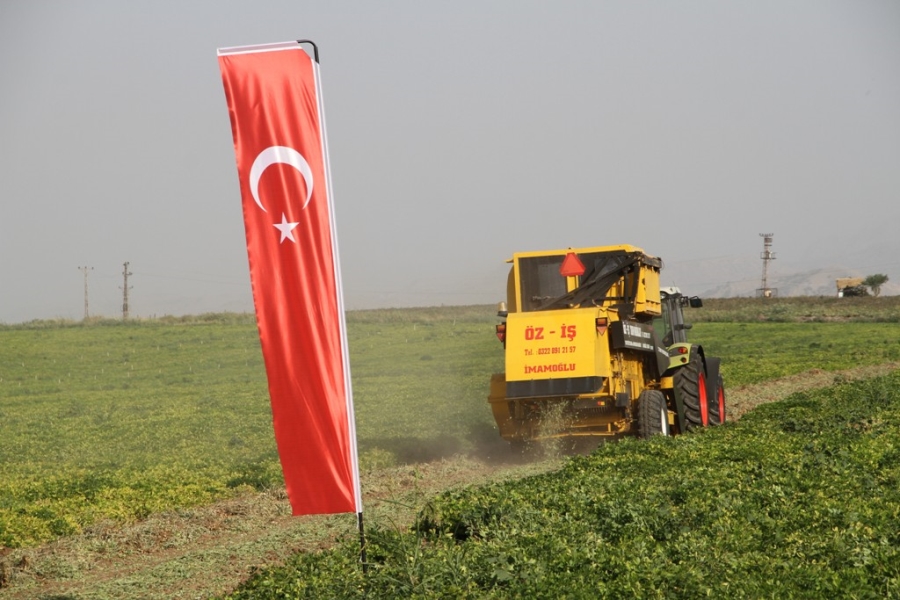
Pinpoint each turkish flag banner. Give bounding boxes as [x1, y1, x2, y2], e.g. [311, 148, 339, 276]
[218, 42, 361, 515]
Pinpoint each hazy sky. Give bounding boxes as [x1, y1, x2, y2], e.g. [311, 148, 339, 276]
[2, 1, 898, 323]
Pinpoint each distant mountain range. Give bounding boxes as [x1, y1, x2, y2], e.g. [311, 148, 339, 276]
[662, 256, 899, 299]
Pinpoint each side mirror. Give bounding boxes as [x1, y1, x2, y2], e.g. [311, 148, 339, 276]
[688, 296, 703, 308]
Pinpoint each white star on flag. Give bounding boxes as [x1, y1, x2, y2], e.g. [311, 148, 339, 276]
[273, 213, 300, 243]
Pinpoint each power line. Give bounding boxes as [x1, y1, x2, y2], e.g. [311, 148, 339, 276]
[78, 266, 93, 320]
[121, 262, 133, 320]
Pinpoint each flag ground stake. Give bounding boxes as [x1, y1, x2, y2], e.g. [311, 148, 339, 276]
[358, 511, 368, 573]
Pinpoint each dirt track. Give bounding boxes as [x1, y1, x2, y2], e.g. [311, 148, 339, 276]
[1, 362, 897, 600]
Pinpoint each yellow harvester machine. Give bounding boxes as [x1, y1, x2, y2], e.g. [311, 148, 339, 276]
[489, 244, 726, 447]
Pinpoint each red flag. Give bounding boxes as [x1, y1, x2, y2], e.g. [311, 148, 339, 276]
[217, 41, 361, 515]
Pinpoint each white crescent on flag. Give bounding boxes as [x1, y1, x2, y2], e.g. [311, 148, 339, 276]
[249, 145, 315, 212]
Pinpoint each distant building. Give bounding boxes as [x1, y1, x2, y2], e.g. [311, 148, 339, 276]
[836, 277, 864, 297]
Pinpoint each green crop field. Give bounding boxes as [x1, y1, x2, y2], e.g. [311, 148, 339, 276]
[1, 297, 900, 598]
[1, 302, 900, 549]
[225, 372, 900, 598]
[0, 315, 278, 548]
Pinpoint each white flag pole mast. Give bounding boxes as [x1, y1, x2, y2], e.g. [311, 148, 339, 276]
[298, 38, 368, 575]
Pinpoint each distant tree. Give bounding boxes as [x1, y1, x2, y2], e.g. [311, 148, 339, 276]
[863, 274, 889, 297]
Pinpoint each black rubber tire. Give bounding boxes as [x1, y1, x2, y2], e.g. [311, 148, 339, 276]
[637, 390, 670, 438]
[709, 373, 726, 425]
[675, 351, 709, 431]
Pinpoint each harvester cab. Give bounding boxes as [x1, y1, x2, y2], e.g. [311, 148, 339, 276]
[488, 244, 726, 449]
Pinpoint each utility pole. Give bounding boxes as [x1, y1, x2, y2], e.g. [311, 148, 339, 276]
[121, 262, 132, 320]
[756, 233, 777, 298]
[78, 266, 93, 320]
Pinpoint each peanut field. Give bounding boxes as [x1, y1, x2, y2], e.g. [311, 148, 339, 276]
[1, 298, 899, 598]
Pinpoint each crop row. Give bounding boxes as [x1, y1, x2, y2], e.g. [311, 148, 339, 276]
[224, 371, 900, 599]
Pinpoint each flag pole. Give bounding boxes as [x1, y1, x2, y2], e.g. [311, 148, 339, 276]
[300, 37, 368, 575]
[296, 39, 319, 63]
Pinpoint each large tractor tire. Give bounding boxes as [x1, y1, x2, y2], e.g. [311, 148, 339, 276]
[675, 351, 709, 431]
[709, 373, 726, 425]
[637, 390, 670, 438]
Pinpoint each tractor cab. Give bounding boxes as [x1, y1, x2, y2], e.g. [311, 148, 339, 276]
[654, 287, 702, 346]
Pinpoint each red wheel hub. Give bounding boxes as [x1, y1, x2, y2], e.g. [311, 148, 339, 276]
[698, 373, 709, 426]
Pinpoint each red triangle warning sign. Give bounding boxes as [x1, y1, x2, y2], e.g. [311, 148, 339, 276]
[559, 252, 585, 277]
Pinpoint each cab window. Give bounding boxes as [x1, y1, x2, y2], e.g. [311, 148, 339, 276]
[518, 256, 566, 312]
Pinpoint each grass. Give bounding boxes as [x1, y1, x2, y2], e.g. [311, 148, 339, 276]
[346, 306, 503, 463]
[1, 300, 899, 549]
[0, 319, 277, 547]
[693, 321, 900, 386]
[691, 295, 900, 323]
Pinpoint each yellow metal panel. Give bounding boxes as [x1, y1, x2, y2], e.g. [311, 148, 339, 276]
[512, 244, 646, 260]
[487, 373, 517, 438]
[505, 267, 517, 313]
[510, 244, 662, 315]
[505, 308, 610, 382]
[634, 264, 662, 316]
